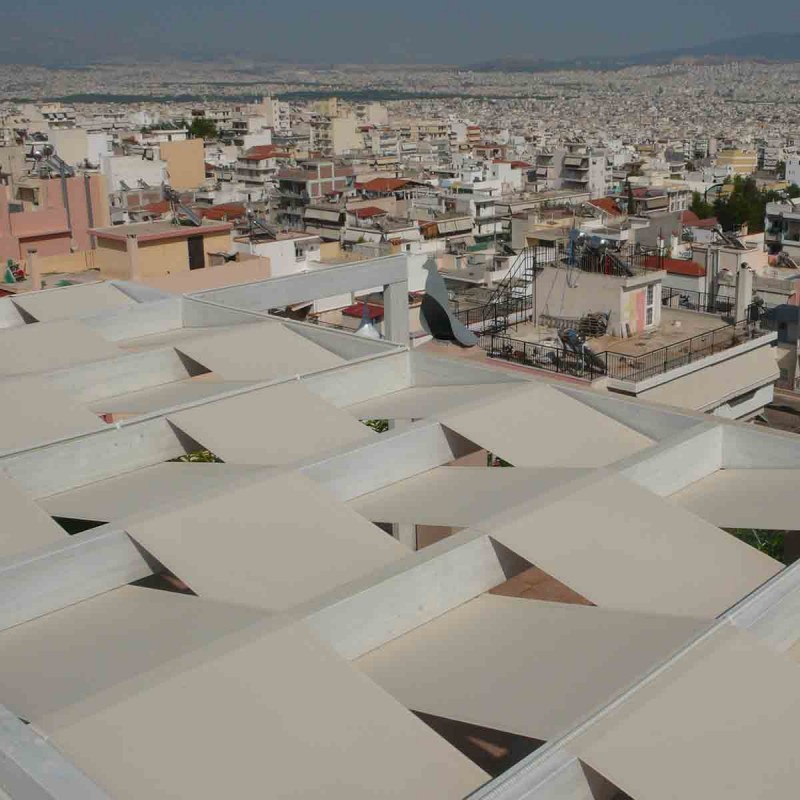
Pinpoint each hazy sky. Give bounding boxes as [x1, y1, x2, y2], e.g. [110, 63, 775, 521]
[3, 0, 800, 64]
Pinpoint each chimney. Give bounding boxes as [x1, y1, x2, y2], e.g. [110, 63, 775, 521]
[27, 248, 42, 291]
[126, 234, 141, 281]
[734, 262, 753, 322]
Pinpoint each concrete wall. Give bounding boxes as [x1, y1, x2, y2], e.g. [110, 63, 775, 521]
[47, 129, 89, 167]
[159, 139, 205, 190]
[98, 229, 232, 280]
[0, 175, 108, 262]
[102, 155, 167, 193]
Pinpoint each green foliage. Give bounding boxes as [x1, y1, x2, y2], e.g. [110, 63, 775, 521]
[173, 450, 222, 463]
[689, 191, 715, 219]
[363, 419, 389, 433]
[728, 528, 785, 563]
[788, 184, 800, 200]
[486, 451, 513, 467]
[711, 176, 780, 233]
[188, 117, 218, 140]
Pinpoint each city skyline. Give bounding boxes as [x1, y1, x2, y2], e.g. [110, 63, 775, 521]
[2, 1, 800, 66]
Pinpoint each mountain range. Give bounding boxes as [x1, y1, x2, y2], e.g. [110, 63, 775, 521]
[468, 32, 800, 73]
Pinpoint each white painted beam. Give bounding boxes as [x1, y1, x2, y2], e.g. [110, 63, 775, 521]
[0, 705, 110, 799]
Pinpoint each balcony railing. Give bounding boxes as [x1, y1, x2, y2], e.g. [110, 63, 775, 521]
[477, 313, 771, 382]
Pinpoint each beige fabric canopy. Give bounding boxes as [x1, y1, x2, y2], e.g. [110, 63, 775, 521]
[0, 473, 65, 559]
[638, 345, 778, 411]
[126, 471, 406, 610]
[90, 379, 255, 415]
[0, 588, 486, 799]
[0, 586, 268, 722]
[167, 381, 375, 465]
[671, 468, 800, 530]
[440, 384, 653, 467]
[41, 462, 267, 522]
[571, 625, 800, 800]
[174, 321, 344, 380]
[11, 283, 135, 323]
[358, 594, 707, 741]
[349, 466, 588, 527]
[0, 319, 120, 376]
[484, 473, 781, 617]
[346, 383, 521, 420]
[0, 375, 106, 453]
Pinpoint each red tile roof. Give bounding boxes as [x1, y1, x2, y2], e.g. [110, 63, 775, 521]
[342, 302, 384, 319]
[356, 178, 409, 193]
[143, 200, 170, 214]
[681, 210, 701, 225]
[199, 203, 247, 221]
[589, 198, 623, 216]
[353, 206, 388, 219]
[240, 145, 289, 162]
[644, 255, 706, 277]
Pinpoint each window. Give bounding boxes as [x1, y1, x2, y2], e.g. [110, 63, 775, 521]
[645, 283, 656, 326]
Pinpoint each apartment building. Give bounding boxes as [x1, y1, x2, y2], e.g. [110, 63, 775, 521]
[716, 148, 758, 176]
[0, 174, 109, 263]
[765, 200, 800, 262]
[275, 160, 354, 230]
[234, 145, 291, 193]
[786, 155, 800, 186]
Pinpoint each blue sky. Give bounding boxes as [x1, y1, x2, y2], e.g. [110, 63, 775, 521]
[3, 0, 800, 64]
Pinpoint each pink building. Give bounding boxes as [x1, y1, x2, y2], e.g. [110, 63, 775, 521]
[0, 175, 109, 264]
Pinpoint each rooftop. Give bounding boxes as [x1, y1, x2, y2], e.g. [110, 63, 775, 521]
[0, 255, 796, 800]
[91, 220, 233, 242]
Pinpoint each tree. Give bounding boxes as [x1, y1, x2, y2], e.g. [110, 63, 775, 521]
[690, 191, 715, 219]
[788, 184, 800, 200]
[188, 117, 218, 140]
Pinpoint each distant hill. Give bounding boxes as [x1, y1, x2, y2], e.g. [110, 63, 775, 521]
[468, 32, 800, 73]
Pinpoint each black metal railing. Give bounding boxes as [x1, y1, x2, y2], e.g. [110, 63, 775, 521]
[456, 295, 532, 332]
[661, 287, 735, 316]
[479, 315, 770, 382]
[604, 317, 765, 382]
[479, 333, 607, 380]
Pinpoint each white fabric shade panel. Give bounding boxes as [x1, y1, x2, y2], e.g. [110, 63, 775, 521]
[174, 321, 344, 380]
[440, 384, 654, 467]
[0, 587, 486, 800]
[40, 462, 267, 522]
[89, 379, 255, 415]
[357, 594, 708, 741]
[0, 319, 120, 376]
[125, 471, 406, 610]
[638, 345, 778, 411]
[671, 468, 800, 530]
[571, 625, 800, 800]
[349, 466, 588, 527]
[167, 381, 375, 465]
[0, 375, 106, 453]
[11, 283, 135, 322]
[345, 383, 521, 420]
[485, 473, 781, 617]
[0, 473, 65, 559]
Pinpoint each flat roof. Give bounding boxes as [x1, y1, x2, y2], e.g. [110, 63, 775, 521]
[91, 220, 233, 243]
